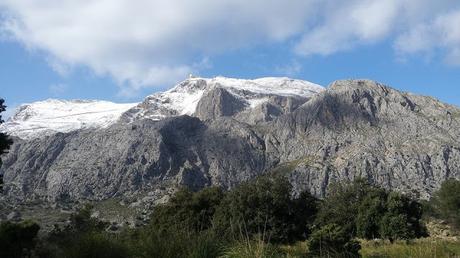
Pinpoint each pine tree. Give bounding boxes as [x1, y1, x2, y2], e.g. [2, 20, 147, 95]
[0, 98, 13, 193]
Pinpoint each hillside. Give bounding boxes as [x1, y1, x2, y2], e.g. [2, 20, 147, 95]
[0, 78, 459, 209]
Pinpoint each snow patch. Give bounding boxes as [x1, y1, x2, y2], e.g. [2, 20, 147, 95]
[1, 99, 137, 140]
[2, 77, 324, 140]
[123, 76, 324, 122]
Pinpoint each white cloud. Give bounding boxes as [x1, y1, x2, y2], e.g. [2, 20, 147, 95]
[294, 0, 460, 56]
[295, 0, 400, 55]
[395, 9, 460, 65]
[1, 0, 460, 95]
[0, 0, 317, 94]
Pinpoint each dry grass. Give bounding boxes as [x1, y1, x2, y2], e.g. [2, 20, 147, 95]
[360, 238, 460, 258]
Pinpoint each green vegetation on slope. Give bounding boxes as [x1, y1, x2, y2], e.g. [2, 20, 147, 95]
[1, 177, 459, 257]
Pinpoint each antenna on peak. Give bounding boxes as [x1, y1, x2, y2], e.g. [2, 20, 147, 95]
[188, 73, 196, 79]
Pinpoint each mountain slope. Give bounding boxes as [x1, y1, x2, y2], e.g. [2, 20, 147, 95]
[266, 80, 460, 198]
[0, 99, 137, 140]
[0, 79, 459, 207]
[120, 77, 324, 123]
[1, 77, 324, 140]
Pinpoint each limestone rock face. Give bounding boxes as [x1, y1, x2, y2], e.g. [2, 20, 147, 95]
[195, 87, 247, 120]
[1, 79, 459, 205]
[267, 80, 460, 199]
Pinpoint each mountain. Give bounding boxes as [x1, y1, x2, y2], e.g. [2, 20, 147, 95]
[0, 99, 137, 140]
[121, 77, 323, 123]
[0, 78, 459, 213]
[1, 77, 323, 140]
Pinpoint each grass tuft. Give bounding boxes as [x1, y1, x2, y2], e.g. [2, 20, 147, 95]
[360, 238, 460, 258]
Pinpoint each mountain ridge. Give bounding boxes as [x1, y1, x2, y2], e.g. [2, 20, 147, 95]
[0, 78, 459, 212]
[1, 77, 323, 140]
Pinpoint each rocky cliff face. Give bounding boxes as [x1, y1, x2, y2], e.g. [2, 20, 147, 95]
[268, 80, 460, 199]
[1, 78, 459, 208]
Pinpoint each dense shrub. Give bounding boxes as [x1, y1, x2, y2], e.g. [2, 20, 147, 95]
[317, 179, 426, 242]
[60, 232, 128, 258]
[48, 204, 107, 245]
[0, 98, 12, 193]
[379, 192, 427, 242]
[308, 224, 361, 257]
[0, 177, 435, 257]
[0, 99, 13, 165]
[0, 220, 40, 258]
[356, 188, 387, 239]
[316, 179, 378, 238]
[40, 204, 115, 258]
[213, 175, 318, 244]
[151, 186, 224, 232]
[431, 179, 460, 229]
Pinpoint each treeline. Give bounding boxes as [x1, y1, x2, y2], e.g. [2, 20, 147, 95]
[1, 177, 459, 258]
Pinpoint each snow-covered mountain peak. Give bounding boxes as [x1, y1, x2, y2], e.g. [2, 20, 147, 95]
[122, 76, 324, 122]
[208, 76, 324, 96]
[1, 77, 324, 140]
[174, 76, 323, 95]
[1, 99, 137, 140]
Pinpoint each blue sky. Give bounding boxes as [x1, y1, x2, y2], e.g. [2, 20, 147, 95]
[1, 1, 460, 118]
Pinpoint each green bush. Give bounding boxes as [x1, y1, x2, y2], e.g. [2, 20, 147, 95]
[356, 189, 387, 239]
[317, 179, 426, 242]
[379, 192, 427, 242]
[431, 179, 460, 229]
[213, 175, 318, 244]
[41, 204, 115, 258]
[315, 179, 373, 238]
[0, 99, 13, 164]
[151, 187, 224, 233]
[61, 232, 128, 258]
[308, 224, 361, 257]
[0, 220, 40, 258]
[47, 204, 108, 247]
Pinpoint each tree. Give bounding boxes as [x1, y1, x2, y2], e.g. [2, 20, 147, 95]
[0, 220, 40, 258]
[150, 186, 224, 233]
[378, 192, 427, 242]
[317, 179, 426, 242]
[431, 179, 460, 229]
[47, 204, 109, 250]
[0, 98, 12, 193]
[315, 179, 375, 238]
[356, 188, 387, 239]
[0, 99, 13, 163]
[213, 175, 318, 244]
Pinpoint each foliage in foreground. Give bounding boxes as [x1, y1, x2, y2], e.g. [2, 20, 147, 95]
[150, 186, 224, 233]
[0, 220, 40, 258]
[308, 223, 361, 257]
[213, 176, 318, 244]
[0, 98, 13, 192]
[1, 177, 447, 258]
[0, 99, 13, 161]
[220, 237, 283, 258]
[430, 179, 460, 229]
[316, 179, 428, 242]
[360, 239, 460, 258]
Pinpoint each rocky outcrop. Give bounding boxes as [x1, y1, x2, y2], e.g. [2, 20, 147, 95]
[1, 116, 266, 203]
[195, 87, 247, 120]
[267, 80, 460, 199]
[1, 79, 459, 205]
